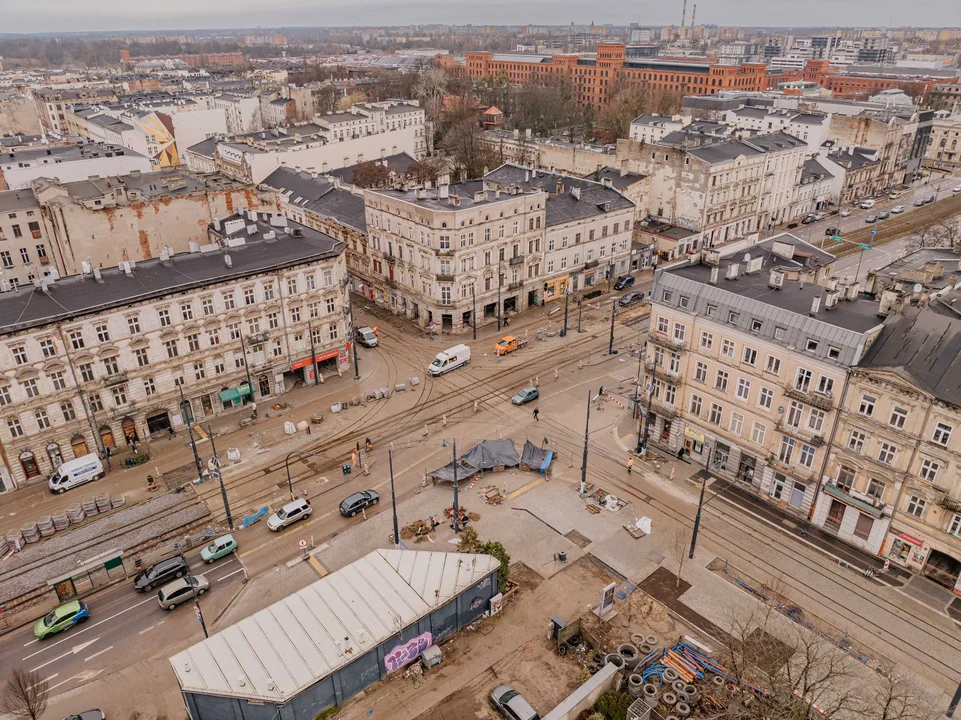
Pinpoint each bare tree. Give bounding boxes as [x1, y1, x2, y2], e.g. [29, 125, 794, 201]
[439, 118, 498, 180]
[413, 67, 448, 125]
[667, 527, 688, 589]
[0, 668, 49, 720]
[867, 661, 942, 720]
[350, 161, 392, 189]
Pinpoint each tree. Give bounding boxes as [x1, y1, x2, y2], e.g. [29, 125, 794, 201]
[0, 668, 49, 720]
[597, 85, 646, 142]
[405, 159, 441, 186]
[456, 526, 484, 553]
[440, 118, 498, 180]
[312, 84, 341, 117]
[336, 91, 367, 112]
[413, 67, 448, 125]
[667, 527, 689, 589]
[482, 540, 511, 594]
[350, 161, 391, 189]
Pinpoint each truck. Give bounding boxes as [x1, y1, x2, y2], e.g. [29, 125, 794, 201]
[355, 326, 379, 348]
[428, 344, 471, 376]
[494, 335, 528, 356]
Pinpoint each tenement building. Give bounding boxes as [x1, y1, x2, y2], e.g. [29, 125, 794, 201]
[0, 213, 346, 491]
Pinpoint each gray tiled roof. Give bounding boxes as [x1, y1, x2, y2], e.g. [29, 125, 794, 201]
[185, 136, 220, 159]
[260, 167, 367, 233]
[582, 168, 647, 189]
[0, 189, 40, 213]
[687, 139, 765, 164]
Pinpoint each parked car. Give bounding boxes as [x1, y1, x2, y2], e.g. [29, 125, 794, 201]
[34, 600, 89, 639]
[890, 205, 905, 214]
[490, 685, 540, 720]
[134, 553, 189, 592]
[859, 199, 876, 209]
[824, 227, 839, 237]
[64, 710, 105, 720]
[200, 534, 237, 562]
[267, 498, 312, 531]
[786, 222, 799, 229]
[618, 292, 645, 307]
[511, 386, 540, 405]
[339, 490, 379, 517]
[953, 185, 961, 193]
[924, 195, 936, 204]
[157, 575, 209, 610]
[865, 215, 878, 223]
[354, 326, 379, 348]
[613, 275, 635, 291]
[877, 210, 890, 220]
[801, 214, 817, 224]
[494, 335, 528, 356]
[812, 211, 827, 221]
[914, 198, 927, 207]
[839, 209, 852, 217]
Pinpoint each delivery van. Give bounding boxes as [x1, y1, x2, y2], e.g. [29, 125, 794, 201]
[428, 344, 471, 376]
[49, 453, 105, 494]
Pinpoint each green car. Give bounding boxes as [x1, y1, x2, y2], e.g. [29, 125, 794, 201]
[34, 600, 89, 639]
[200, 534, 237, 563]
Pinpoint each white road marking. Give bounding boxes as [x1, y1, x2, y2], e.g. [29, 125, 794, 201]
[216, 568, 245, 582]
[138, 625, 155, 635]
[45, 674, 77, 693]
[84, 645, 113, 662]
[23, 639, 37, 647]
[29, 673, 57, 691]
[30, 638, 99, 672]
[22, 595, 156, 661]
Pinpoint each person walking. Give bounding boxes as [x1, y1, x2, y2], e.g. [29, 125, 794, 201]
[365, 438, 372, 452]
[168, 426, 176, 440]
[532, 407, 540, 422]
[627, 457, 634, 474]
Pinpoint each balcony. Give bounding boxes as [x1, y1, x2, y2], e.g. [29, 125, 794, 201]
[823, 482, 887, 518]
[384, 254, 397, 265]
[775, 420, 825, 447]
[102, 372, 128, 388]
[766, 456, 816, 484]
[647, 331, 686, 354]
[584, 259, 599, 269]
[509, 255, 525, 266]
[438, 248, 454, 256]
[650, 398, 678, 420]
[508, 281, 523, 291]
[783, 384, 834, 412]
[938, 494, 961, 514]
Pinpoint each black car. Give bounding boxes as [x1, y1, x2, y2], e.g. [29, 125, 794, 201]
[134, 553, 189, 592]
[924, 195, 936, 204]
[613, 275, 635, 291]
[824, 227, 839, 237]
[877, 211, 890, 220]
[801, 214, 817, 224]
[339, 490, 379, 517]
[618, 292, 645, 307]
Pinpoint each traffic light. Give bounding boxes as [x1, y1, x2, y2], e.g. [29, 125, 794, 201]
[599, 385, 605, 396]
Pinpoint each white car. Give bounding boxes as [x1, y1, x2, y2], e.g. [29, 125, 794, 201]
[953, 185, 961, 193]
[891, 205, 905, 214]
[859, 199, 876, 209]
[267, 497, 312, 531]
[839, 209, 852, 217]
[812, 211, 827, 221]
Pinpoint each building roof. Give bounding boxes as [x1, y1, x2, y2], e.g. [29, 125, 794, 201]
[802, 158, 834, 182]
[827, 146, 880, 171]
[687, 139, 765, 164]
[185, 136, 219, 160]
[169, 550, 499, 702]
[859, 307, 961, 405]
[0, 142, 141, 166]
[260, 166, 367, 233]
[870, 247, 961, 291]
[742, 131, 808, 153]
[0, 214, 343, 334]
[583, 168, 647, 189]
[631, 114, 680, 127]
[0, 189, 40, 213]
[327, 152, 418, 185]
[730, 106, 769, 119]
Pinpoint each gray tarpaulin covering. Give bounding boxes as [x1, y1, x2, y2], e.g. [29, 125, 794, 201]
[427, 440, 519, 484]
[521, 440, 554, 474]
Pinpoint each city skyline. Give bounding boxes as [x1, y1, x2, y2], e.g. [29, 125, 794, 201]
[2, 0, 959, 35]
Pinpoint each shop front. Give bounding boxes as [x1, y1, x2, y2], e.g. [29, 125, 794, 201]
[543, 274, 569, 302]
[218, 382, 253, 409]
[291, 344, 350, 384]
[811, 482, 890, 556]
[885, 530, 929, 570]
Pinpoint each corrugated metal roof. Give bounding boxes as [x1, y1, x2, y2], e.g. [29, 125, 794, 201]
[169, 550, 499, 702]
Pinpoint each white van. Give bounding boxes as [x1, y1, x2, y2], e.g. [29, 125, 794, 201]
[428, 344, 471, 376]
[859, 199, 876, 209]
[49, 453, 105, 494]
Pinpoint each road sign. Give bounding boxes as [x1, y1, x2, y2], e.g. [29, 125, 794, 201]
[859, 243, 873, 250]
[871, 229, 878, 237]
[298, 539, 308, 549]
[194, 604, 203, 622]
[831, 235, 844, 243]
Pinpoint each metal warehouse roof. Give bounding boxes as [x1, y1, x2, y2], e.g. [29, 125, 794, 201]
[169, 550, 499, 702]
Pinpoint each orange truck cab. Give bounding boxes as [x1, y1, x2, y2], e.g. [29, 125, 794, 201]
[494, 335, 527, 356]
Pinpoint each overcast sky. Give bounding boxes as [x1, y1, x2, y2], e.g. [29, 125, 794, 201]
[2, 0, 960, 35]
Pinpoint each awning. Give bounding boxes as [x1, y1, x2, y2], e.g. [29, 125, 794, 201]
[219, 383, 252, 403]
[291, 347, 340, 371]
[895, 532, 924, 547]
[822, 482, 884, 518]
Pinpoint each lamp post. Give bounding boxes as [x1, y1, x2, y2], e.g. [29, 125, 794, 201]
[580, 389, 592, 495]
[239, 334, 255, 398]
[308, 322, 319, 387]
[688, 442, 712, 560]
[471, 285, 477, 341]
[348, 291, 360, 380]
[608, 299, 616, 354]
[284, 449, 333, 502]
[389, 449, 400, 547]
[208, 425, 232, 530]
[451, 439, 461, 533]
[179, 385, 204, 485]
[497, 270, 502, 331]
[577, 297, 583, 333]
[562, 287, 570, 337]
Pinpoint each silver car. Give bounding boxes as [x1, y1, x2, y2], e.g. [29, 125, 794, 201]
[491, 685, 540, 720]
[157, 574, 209, 610]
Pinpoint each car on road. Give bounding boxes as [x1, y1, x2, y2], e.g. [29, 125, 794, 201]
[924, 195, 936, 204]
[511, 386, 540, 405]
[839, 209, 852, 217]
[865, 215, 878, 223]
[877, 210, 890, 220]
[490, 685, 540, 720]
[134, 553, 189, 592]
[34, 600, 89, 639]
[891, 205, 905, 214]
[618, 291, 645, 307]
[200, 534, 238, 562]
[157, 574, 209, 610]
[914, 198, 926, 207]
[64, 710, 105, 720]
[339, 490, 379, 517]
[953, 185, 961, 193]
[801, 214, 817, 224]
[812, 211, 827, 221]
[354, 326, 378, 348]
[267, 498, 312, 532]
[824, 227, 839, 237]
[613, 274, 635, 291]
[859, 199, 876, 209]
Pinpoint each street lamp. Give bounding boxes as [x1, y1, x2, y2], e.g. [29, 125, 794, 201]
[688, 442, 713, 560]
[179, 384, 205, 485]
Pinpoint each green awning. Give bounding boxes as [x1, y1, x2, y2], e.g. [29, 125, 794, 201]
[219, 383, 252, 403]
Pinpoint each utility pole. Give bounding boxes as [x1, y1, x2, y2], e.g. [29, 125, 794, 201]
[179, 385, 204, 484]
[308, 322, 319, 386]
[608, 299, 616, 354]
[451, 439, 460, 533]
[688, 443, 712, 559]
[577, 298, 583, 333]
[637, 380, 655, 454]
[497, 269, 502, 331]
[580, 389, 591, 495]
[389, 449, 400, 547]
[349, 293, 360, 380]
[562, 288, 570, 337]
[471, 285, 477, 341]
[239, 334, 255, 398]
[190, 583, 209, 639]
[208, 424, 233, 530]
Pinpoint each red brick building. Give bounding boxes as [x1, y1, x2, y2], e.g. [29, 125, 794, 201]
[464, 44, 767, 107]
[800, 59, 956, 99]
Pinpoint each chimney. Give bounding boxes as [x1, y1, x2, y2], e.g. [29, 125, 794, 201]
[438, 184, 450, 199]
[93, 267, 103, 283]
[570, 186, 581, 200]
[810, 295, 821, 315]
[725, 263, 740, 280]
[709, 266, 719, 285]
[878, 288, 904, 316]
[525, 128, 531, 140]
[524, 169, 530, 182]
[768, 269, 784, 289]
[513, 129, 519, 140]
[824, 290, 840, 309]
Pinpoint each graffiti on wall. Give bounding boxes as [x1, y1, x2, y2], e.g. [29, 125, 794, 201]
[384, 631, 432, 674]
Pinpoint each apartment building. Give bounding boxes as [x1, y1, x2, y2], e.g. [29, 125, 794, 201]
[813, 306, 961, 592]
[0, 143, 152, 191]
[927, 112, 961, 170]
[33, 87, 118, 135]
[792, 158, 835, 220]
[723, 107, 829, 153]
[644, 236, 883, 519]
[0, 190, 53, 291]
[0, 215, 346, 491]
[629, 115, 688, 144]
[741, 132, 807, 230]
[820, 146, 882, 205]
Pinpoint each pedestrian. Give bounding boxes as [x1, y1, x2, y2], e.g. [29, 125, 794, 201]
[365, 438, 372, 452]
[627, 457, 634, 474]
[168, 426, 176, 440]
[131, 438, 138, 454]
[533, 407, 540, 422]
[105, 445, 112, 460]
[504, 316, 510, 327]
[554, 367, 559, 380]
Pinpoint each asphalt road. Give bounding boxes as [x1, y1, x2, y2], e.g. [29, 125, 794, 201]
[0, 547, 245, 699]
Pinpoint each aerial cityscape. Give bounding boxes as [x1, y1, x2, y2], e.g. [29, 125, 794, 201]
[1, 6, 961, 720]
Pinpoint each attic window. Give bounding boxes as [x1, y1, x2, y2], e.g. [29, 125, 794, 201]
[828, 346, 841, 360]
[806, 339, 819, 352]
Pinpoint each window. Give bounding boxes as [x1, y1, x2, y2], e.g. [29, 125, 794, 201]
[828, 347, 841, 360]
[742, 346, 757, 366]
[679, 295, 689, 309]
[0, 251, 11, 269]
[858, 395, 876, 416]
[919, 458, 940, 483]
[60, 400, 76, 421]
[887, 406, 908, 429]
[706, 304, 717, 317]
[158, 308, 171, 327]
[709, 403, 723, 425]
[223, 293, 235, 310]
[328, 323, 339, 342]
[798, 444, 816, 468]
[848, 430, 866, 452]
[11, 345, 27, 365]
[668, 353, 680, 374]
[111, 385, 127, 407]
[214, 357, 225, 375]
[714, 370, 729, 392]
[180, 303, 194, 321]
[305, 273, 316, 291]
[325, 298, 336, 314]
[795, 368, 812, 392]
[194, 362, 206, 381]
[164, 340, 179, 358]
[751, 319, 763, 333]
[656, 316, 668, 334]
[694, 362, 708, 383]
[662, 290, 672, 302]
[88, 392, 103, 412]
[906, 495, 926, 519]
[228, 323, 241, 341]
[0, 386, 9, 406]
[287, 278, 298, 295]
[243, 288, 255, 306]
[672, 322, 686, 342]
[187, 334, 201, 352]
[866, 479, 885, 502]
[699, 332, 713, 350]
[949, 515, 961, 539]
[206, 328, 220, 346]
[689, 394, 703, 416]
[202, 298, 214, 316]
[805, 339, 818, 352]
[267, 312, 279, 330]
[751, 421, 766, 445]
[758, 387, 774, 410]
[79, 363, 94, 383]
[729, 411, 744, 436]
[720, 339, 735, 358]
[102, 356, 120, 376]
[778, 436, 796, 464]
[7, 417, 23, 438]
[771, 474, 788, 500]
[765, 356, 781, 375]
[728, 311, 739, 325]
[932, 422, 953, 447]
[127, 315, 141, 334]
[816, 376, 834, 396]
[143, 378, 156, 396]
[878, 442, 897, 465]
[22, 379, 39, 398]
[807, 409, 825, 433]
[787, 400, 804, 428]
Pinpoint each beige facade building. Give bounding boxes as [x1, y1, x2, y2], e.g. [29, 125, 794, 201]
[32, 87, 118, 136]
[0, 189, 54, 291]
[927, 112, 961, 170]
[0, 214, 347, 491]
